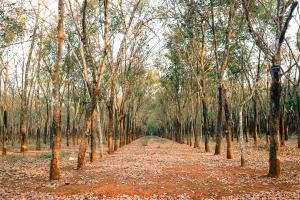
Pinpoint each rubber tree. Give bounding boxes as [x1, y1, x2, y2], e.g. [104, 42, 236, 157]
[243, 0, 299, 177]
[50, 0, 65, 181]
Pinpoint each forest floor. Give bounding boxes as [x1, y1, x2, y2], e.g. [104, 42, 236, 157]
[0, 136, 300, 200]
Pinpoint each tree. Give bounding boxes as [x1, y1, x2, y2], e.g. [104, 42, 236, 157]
[77, 0, 109, 170]
[50, 0, 65, 180]
[242, 0, 299, 177]
[212, 0, 238, 159]
[1, 59, 8, 156]
[20, 0, 40, 153]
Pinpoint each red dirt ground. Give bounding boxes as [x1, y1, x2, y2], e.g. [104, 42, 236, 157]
[1, 136, 300, 199]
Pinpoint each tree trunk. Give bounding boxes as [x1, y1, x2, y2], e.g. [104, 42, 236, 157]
[279, 112, 285, 146]
[36, 128, 41, 151]
[266, 115, 270, 144]
[20, 2, 40, 153]
[72, 120, 76, 146]
[97, 104, 105, 159]
[268, 64, 281, 178]
[66, 88, 71, 147]
[253, 98, 259, 145]
[239, 107, 245, 167]
[77, 0, 108, 169]
[245, 111, 249, 143]
[50, 0, 64, 180]
[90, 110, 97, 162]
[2, 63, 8, 156]
[194, 97, 200, 148]
[297, 92, 300, 148]
[284, 116, 288, 141]
[215, 85, 223, 155]
[107, 93, 114, 154]
[224, 90, 233, 159]
[35, 23, 43, 151]
[77, 93, 98, 170]
[119, 114, 125, 147]
[213, 0, 237, 155]
[203, 97, 210, 152]
[44, 102, 49, 145]
[114, 108, 119, 151]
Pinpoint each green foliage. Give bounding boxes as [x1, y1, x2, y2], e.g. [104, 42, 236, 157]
[0, 3, 26, 45]
[4, 155, 24, 162]
[40, 152, 52, 159]
[143, 117, 159, 134]
[60, 151, 71, 158]
[288, 97, 298, 109]
[143, 136, 165, 143]
[40, 151, 71, 159]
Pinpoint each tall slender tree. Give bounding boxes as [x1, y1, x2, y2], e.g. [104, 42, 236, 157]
[50, 0, 65, 180]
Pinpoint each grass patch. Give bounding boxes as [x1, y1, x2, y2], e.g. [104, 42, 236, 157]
[142, 136, 165, 144]
[144, 135, 160, 140]
[40, 151, 71, 159]
[40, 152, 52, 159]
[3, 155, 37, 163]
[4, 155, 24, 162]
[60, 151, 71, 158]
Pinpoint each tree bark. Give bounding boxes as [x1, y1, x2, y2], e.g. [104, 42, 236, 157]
[268, 63, 281, 178]
[20, 2, 40, 152]
[44, 102, 49, 145]
[297, 92, 300, 148]
[66, 83, 71, 146]
[265, 114, 269, 144]
[90, 109, 97, 162]
[215, 85, 223, 155]
[242, 0, 298, 178]
[224, 89, 233, 159]
[279, 111, 285, 146]
[50, 0, 64, 180]
[214, 0, 237, 155]
[2, 63, 8, 156]
[194, 95, 200, 148]
[77, 0, 109, 169]
[253, 98, 259, 145]
[107, 85, 114, 154]
[114, 108, 119, 151]
[36, 128, 41, 151]
[239, 107, 245, 167]
[97, 104, 105, 159]
[77, 93, 98, 169]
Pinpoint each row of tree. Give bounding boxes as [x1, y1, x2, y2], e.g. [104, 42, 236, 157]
[1, 0, 161, 180]
[151, 0, 300, 178]
[0, 0, 299, 181]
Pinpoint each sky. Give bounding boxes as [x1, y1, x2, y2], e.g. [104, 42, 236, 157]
[2, 0, 300, 83]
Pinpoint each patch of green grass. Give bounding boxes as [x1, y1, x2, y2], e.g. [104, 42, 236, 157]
[142, 136, 165, 144]
[40, 151, 71, 159]
[144, 135, 160, 140]
[60, 151, 71, 158]
[4, 155, 24, 162]
[40, 152, 52, 159]
[4, 155, 38, 163]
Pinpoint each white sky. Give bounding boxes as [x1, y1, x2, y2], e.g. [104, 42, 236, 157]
[2, 0, 300, 83]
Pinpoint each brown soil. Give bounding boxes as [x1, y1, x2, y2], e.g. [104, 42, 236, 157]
[1, 137, 300, 199]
